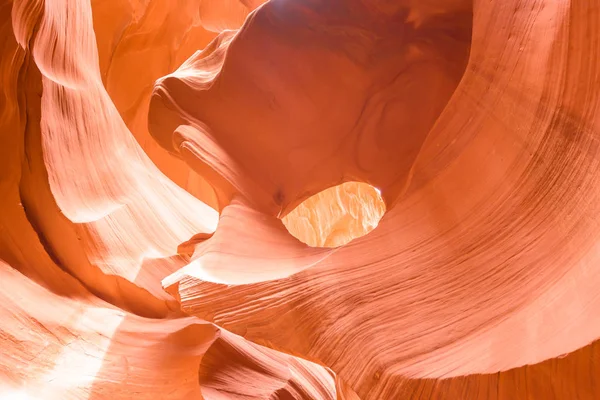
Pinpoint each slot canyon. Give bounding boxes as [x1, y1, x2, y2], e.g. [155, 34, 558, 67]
[1, 0, 600, 398]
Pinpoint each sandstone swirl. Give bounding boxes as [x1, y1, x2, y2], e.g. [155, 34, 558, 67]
[1, 0, 599, 399]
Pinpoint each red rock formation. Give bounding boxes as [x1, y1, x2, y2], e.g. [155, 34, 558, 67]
[1, 0, 600, 398]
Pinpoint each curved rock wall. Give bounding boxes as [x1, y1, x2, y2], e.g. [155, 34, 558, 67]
[1, 0, 599, 399]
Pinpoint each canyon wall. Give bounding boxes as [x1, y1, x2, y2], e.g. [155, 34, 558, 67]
[1, 0, 599, 399]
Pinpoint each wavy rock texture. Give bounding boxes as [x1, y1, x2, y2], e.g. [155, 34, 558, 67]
[282, 182, 385, 248]
[1, 0, 600, 399]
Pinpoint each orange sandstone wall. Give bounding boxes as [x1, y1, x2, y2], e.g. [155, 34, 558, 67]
[1, 0, 600, 399]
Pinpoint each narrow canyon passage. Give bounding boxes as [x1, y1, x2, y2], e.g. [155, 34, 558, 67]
[1, 0, 600, 399]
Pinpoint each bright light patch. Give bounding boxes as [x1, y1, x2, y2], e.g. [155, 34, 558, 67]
[282, 182, 386, 248]
[0, 391, 36, 400]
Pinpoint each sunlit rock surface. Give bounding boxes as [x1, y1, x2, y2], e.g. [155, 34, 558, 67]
[282, 182, 385, 248]
[1, 0, 600, 398]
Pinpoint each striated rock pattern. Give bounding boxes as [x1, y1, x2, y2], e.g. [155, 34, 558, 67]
[1, 0, 600, 399]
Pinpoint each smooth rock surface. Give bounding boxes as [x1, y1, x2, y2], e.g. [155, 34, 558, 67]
[1, 0, 600, 398]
